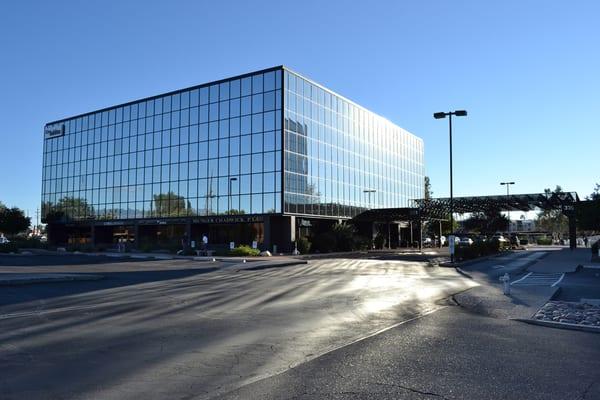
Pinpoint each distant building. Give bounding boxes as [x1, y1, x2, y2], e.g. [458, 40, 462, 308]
[511, 219, 537, 232]
[42, 66, 424, 251]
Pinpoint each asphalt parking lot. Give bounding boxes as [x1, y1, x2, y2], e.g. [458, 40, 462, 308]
[0, 254, 475, 400]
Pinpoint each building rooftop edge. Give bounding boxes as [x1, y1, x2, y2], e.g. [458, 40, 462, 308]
[45, 65, 285, 126]
[45, 64, 422, 143]
[281, 66, 422, 143]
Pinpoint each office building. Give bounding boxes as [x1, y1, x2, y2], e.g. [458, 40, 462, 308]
[42, 66, 424, 251]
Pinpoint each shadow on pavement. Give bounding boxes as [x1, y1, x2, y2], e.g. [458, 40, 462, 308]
[0, 254, 152, 267]
[0, 267, 218, 307]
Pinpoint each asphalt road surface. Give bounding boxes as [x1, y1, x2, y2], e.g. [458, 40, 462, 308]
[213, 306, 600, 400]
[0, 256, 475, 400]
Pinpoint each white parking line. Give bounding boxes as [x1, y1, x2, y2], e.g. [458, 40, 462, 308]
[551, 273, 565, 287]
[510, 272, 532, 285]
[511, 272, 564, 286]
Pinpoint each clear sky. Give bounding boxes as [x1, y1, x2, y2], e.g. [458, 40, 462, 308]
[1, 1, 598, 219]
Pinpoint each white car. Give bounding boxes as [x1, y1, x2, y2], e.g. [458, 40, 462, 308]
[459, 237, 473, 246]
[491, 234, 508, 242]
[0, 236, 10, 244]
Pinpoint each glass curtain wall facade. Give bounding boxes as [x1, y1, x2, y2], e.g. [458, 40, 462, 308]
[42, 68, 283, 223]
[41, 66, 424, 249]
[283, 69, 424, 218]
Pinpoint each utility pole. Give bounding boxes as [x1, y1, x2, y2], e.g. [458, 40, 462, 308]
[433, 110, 468, 264]
[500, 182, 515, 233]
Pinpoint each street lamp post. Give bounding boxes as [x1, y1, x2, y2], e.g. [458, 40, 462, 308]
[363, 189, 376, 209]
[228, 177, 238, 214]
[434, 110, 467, 264]
[500, 181, 515, 233]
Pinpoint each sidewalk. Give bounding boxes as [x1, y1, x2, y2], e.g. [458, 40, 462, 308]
[527, 248, 590, 273]
[454, 248, 589, 321]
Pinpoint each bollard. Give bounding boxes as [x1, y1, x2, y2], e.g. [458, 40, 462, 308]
[499, 273, 511, 295]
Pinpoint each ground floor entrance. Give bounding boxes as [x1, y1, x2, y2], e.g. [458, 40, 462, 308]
[49, 214, 311, 254]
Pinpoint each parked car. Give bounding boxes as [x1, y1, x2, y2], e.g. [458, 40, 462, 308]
[491, 234, 508, 242]
[474, 236, 487, 244]
[0, 236, 9, 244]
[459, 237, 474, 246]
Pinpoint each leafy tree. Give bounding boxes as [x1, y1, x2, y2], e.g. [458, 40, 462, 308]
[153, 192, 190, 217]
[424, 176, 433, 200]
[463, 211, 509, 235]
[577, 200, 600, 231]
[537, 186, 568, 239]
[0, 207, 31, 237]
[578, 184, 600, 231]
[332, 223, 356, 251]
[43, 197, 94, 222]
[227, 209, 246, 215]
[587, 183, 600, 200]
[422, 176, 437, 239]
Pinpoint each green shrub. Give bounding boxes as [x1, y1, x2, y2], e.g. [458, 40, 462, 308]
[455, 240, 509, 261]
[66, 243, 95, 252]
[138, 242, 155, 253]
[296, 236, 311, 254]
[373, 234, 385, 250]
[537, 237, 553, 245]
[312, 232, 337, 253]
[229, 245, 260, 257]
[332, 223, 355, 251]
[11, 237, 49, 249]
[353, 235, 372, 251]
[0, 242, 19, 253]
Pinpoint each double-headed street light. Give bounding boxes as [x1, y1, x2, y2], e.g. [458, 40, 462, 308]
[500, 181, 515, 233]
[363, 189, 376, 209]
[433, 110, 468, 264]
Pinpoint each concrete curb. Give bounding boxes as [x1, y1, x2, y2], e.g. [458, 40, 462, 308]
[454, 267, 474, 280]
[0, 274, 104, 286]
[514, 318, 600, 334]
[297, 251, 367, 260]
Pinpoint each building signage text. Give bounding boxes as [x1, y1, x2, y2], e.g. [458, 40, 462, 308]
[44, 124, 65, 139]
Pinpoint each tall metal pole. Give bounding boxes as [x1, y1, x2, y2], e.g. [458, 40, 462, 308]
[506, 184, 510, 233]
[434, 110, 466, 262]
[501, 182, 515, 234]
[449, 113, 454, 263]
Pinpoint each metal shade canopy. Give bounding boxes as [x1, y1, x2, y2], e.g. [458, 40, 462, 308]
[414, 192, 580, 217]
[352, 192, 580, 223]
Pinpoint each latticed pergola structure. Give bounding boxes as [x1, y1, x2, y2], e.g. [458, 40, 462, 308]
[414, 192, 580, 218]
[351, 192, 581, 248]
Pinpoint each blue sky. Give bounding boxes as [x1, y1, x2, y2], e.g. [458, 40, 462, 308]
[1, 1, 598, 218]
